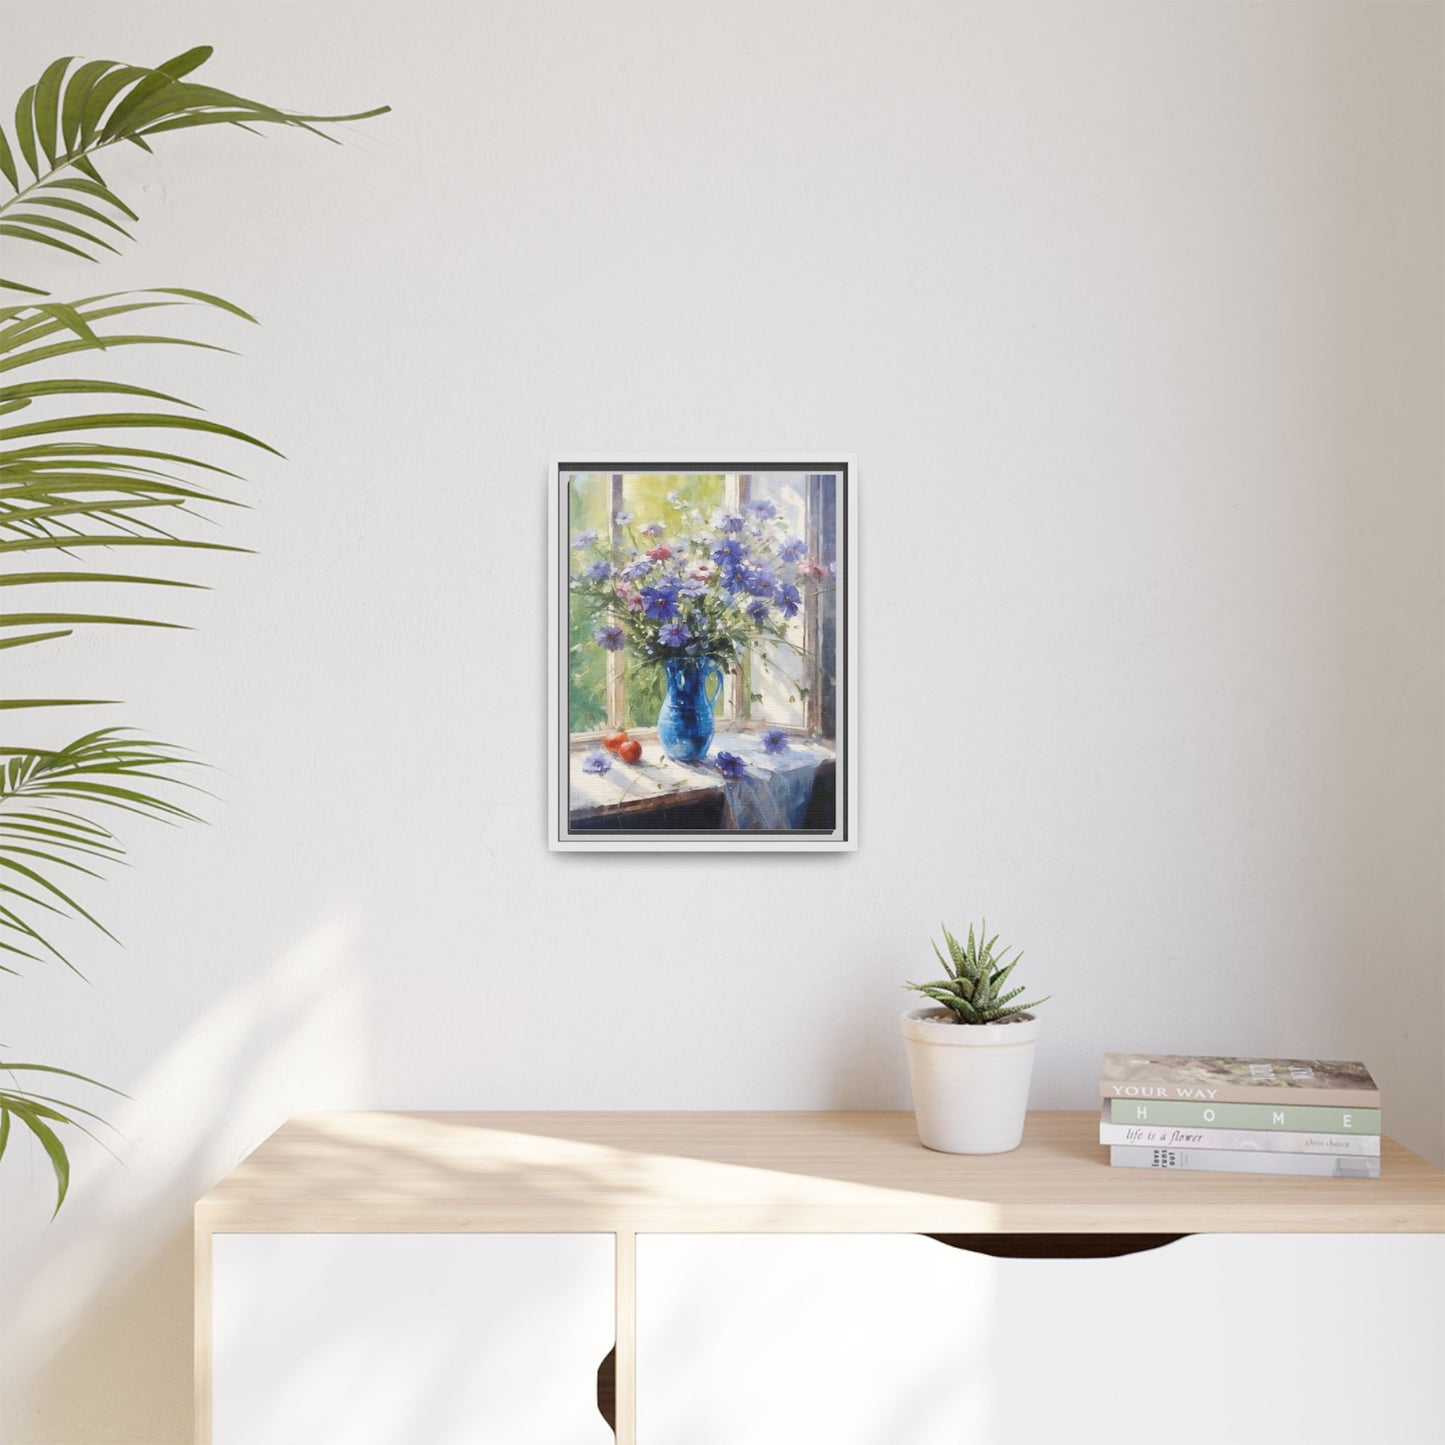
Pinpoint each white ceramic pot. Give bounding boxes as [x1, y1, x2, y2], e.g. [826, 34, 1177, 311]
[900, 1006, 1041, 1154]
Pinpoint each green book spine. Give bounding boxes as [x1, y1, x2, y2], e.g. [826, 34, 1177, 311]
[1108, 1098, 1381, 1133]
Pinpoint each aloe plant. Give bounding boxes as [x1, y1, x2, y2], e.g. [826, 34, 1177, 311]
[0, 46, 386, 1211]
[906, 922, 1050, 1025]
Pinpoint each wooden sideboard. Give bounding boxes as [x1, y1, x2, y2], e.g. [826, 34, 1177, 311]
[195, 1110, 1445, 1444]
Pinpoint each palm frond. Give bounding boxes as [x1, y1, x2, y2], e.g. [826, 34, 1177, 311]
[0, 729, 202, 974]
[1, 47, 388, 294]
[0, 45, 386, 1215]
[0, 1059, 125, 1213]
[0, 288, 264, 712]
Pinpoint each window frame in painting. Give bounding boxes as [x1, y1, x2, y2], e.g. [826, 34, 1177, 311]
[547, 456, 857, 853]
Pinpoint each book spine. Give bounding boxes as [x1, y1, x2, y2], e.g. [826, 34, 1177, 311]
[1110, 1146, 1380, 1179]
[1108, 1099, 1380, 1133]
[1099, 1121, 1380, 1156]
[1099, 1082, 1379, 1108]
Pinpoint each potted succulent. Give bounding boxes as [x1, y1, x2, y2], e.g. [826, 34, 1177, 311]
[901, 923, 1050, 1154]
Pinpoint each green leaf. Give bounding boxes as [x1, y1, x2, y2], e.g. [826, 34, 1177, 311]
[0, 611, 185, 631]
[6, 1102, 70, 1213]
[103, 70, 180, 141]
[27, 194, 135, 239]
[0, 698, 116, 709]
[942, 924, 965, 972]
[0, 1061, 123, 1092]
[145, 286, 258, 323]
[2, 299, 104, 348]
[33, 56, 75, 170]
[46, 177, 138, 221]
[60, 60, 117, 154]
[4, 209, 119, 254]
[2, 475, 231, 506]
[1, 841, 104, 879]
[0, 1090, 113, 1129]
[0, 377, 192, 408]
[950, 995, 982, 1023]
[156, 46, 215, 80]
[0, 411, 283, 455]
[0, 125, 19, 191]
[1, 279, 48, 298]
[78, 66, 149, 148]
[13, 86, 39, 179]
[0, 333, 235, 375]
[930, 938, 955, 980]
[0, 535, 246, 556]
[0, 853, 114, 937]
[0, 629, 72, 651]
[0, 224, 93, 262]
[0, 570, 206, 590]
[991, 956, 1019, 991]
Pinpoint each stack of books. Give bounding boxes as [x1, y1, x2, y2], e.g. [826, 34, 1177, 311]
[1099, 1053, 1381, 1178]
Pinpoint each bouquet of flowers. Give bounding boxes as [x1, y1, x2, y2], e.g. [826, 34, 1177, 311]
[569, 495, 832, 675]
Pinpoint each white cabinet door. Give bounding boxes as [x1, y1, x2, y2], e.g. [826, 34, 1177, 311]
[213, 1233, 615, 1445]
[636, 1233, 1444, 1445]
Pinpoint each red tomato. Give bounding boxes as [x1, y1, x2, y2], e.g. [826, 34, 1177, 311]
[603, 730, 629, 754]
[618, 738, 643, 764]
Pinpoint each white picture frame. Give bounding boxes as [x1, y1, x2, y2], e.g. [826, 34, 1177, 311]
[548, 456, 857, 852]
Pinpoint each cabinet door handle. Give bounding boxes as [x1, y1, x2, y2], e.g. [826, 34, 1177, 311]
[596, 1344, 616, 1435]
[924, 1232, 1189, 1259]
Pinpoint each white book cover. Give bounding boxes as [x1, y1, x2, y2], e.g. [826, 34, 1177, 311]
[1097, 1104, 1380, 1156]
[1110, 1145, 1380, 1179]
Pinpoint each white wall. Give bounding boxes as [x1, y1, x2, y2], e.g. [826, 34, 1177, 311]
[3, 2, 1441, 1440]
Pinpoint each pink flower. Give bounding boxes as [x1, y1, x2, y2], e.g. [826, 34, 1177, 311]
[624, 591, 645, 612]
[690, 561, 716, 581]
[801, 559, 829, 581]
[647, 544, 673, 561]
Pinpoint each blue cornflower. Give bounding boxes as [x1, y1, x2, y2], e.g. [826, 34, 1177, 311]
[641, 521, 666, 537]
[640, 584, 679, 621]
[747, 498, 778, 520]
[678, 579, 708, 599]
[742, 563, 777, 598]
[746, 599, 770, 623]
[582, 750, 612, 775]
[620, 557, 656, 582]
[658, 621, 692, 648]
[762, 727, 789, 754]
[614, 511, 632, 525]
[711, 537, 747, 566]
[715, 751, 746, 780]
[594, 624, 626, 652]
[778, 536, 806, 563]
[584, 559, 612, 582]
[573, 529, 598, 549]
[715, 511, 746, 534]
[774, 582, 802, 618]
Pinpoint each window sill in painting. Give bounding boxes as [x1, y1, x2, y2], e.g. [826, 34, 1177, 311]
[568, 731, 836, 824]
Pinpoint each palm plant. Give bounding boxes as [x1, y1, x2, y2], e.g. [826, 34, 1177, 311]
[0, 46, 386, 1210]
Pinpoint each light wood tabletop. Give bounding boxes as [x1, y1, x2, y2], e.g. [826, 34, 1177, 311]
[195, 1109, 1445, 1235]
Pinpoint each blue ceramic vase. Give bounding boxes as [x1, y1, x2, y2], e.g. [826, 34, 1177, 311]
[658, 657, 725, 761]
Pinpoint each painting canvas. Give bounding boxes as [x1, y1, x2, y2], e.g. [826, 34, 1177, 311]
[549, 459, 855, 851]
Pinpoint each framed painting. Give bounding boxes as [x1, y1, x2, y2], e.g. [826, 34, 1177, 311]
[548, 457, 856, 851]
